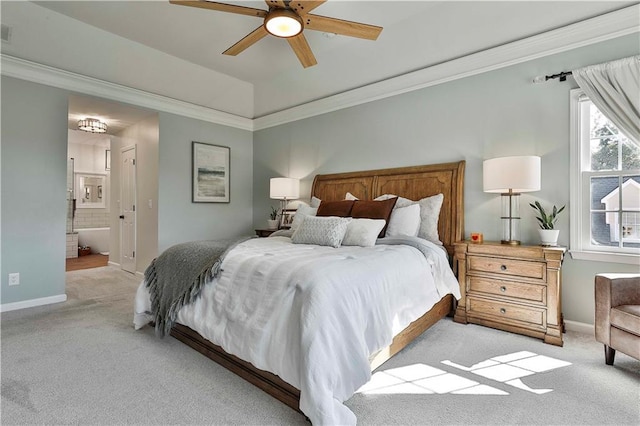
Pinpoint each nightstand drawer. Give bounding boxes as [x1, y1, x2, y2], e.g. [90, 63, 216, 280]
[468, 297, 545, 327]
[468, 256, 545, 280]
[469, 277, 546, 304]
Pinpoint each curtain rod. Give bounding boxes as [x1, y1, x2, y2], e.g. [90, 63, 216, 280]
[533, 71, 573, 84]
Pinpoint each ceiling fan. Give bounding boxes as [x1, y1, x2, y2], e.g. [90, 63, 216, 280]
[169, 0, 383, 68]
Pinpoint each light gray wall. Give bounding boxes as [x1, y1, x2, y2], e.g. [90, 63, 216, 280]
[158, 112, 253, 253]
[253, 34, 640, 326]
[1, 76, 68, 304]
[0, 76, 253, 307]
[110, 115, 159, 274]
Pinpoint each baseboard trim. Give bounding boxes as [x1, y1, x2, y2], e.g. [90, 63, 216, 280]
[0, 294, 67, 313]
[564, 320, 594, 335]
[107, 261, 120, 268]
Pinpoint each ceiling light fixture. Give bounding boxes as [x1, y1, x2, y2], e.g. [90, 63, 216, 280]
[78, 118, 107, 134]
[264, 9, 303, 38]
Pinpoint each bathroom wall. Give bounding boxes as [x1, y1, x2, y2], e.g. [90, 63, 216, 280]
[68, 130, 111, 230]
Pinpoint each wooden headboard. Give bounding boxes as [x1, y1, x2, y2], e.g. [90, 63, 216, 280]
[311, 161, 465, 257]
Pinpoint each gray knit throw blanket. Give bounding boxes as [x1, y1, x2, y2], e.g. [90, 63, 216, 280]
[144, 237, 251, 337]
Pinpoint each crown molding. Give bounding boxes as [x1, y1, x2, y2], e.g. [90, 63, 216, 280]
[0, 55, 254, 131]
[253, 4, 640, 131]
[2, 4, 638, 133]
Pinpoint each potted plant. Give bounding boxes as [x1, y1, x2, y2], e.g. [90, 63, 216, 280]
[529, 201, 565, 246]
[267, 206, 279, 230]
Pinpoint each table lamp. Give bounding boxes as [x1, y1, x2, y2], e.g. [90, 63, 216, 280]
[483, 156, 541, 245]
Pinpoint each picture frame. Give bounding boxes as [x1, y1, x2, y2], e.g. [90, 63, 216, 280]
[280, 208, 296, 229]
[192, 141, 230, 203]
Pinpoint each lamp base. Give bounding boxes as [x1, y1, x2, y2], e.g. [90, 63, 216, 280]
[501, 239, 521, 245]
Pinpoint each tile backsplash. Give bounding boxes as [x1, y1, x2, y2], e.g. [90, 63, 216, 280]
[74, 209, 109, 229]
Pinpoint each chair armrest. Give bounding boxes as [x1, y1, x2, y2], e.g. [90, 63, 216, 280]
[595, 274, 613, 345]
[595, 273, 640, 345]
[610, 274, 640, 307]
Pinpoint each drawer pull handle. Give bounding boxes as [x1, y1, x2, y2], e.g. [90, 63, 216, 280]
[500, 308, 506, 314]
[500, 286, 507, 292]
[500, 265, 507, 271]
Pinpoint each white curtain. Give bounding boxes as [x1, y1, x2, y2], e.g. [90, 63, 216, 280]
[573, 55, 640, 145]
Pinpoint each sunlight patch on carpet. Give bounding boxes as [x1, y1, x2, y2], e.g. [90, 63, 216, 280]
[357, 351, 571, 396]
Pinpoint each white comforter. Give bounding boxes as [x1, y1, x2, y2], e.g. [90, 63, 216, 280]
[134, 236, 460, 425]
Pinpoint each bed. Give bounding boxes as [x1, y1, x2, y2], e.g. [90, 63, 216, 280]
[135, 160, 465, 425]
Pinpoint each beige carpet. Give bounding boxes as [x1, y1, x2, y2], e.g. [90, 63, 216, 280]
[1, 266, 639, 425]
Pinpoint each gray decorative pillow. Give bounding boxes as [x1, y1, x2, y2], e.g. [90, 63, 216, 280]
[291, 216, 351, 248]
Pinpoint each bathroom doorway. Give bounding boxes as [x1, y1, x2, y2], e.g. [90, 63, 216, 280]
[65, 128, 111, 271]
[65, 94, 158, 278]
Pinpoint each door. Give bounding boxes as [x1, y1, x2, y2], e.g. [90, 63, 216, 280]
[120, 145, 136, 274]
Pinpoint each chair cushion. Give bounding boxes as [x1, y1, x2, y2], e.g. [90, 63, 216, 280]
[610, 305, 640, 336]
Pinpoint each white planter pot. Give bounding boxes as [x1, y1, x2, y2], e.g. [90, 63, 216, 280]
[538, 229, 560, 246]
[267, 219, 279, 230]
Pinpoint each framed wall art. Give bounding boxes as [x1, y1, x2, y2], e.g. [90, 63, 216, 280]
[192, 141, 230, 203]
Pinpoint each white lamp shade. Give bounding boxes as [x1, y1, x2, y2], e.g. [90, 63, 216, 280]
[483, 156, 541, 193]
[270, 177, 300, 199]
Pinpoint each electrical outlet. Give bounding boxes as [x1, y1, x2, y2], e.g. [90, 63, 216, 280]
[8, 273, 20, 286]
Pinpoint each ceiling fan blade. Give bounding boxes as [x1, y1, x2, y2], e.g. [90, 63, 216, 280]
[169, 1, 267, 18]
[265, 0, 286, 9]
[304, 14, 382, 40]
[289, 1, 326, 16]
[223, 26, 269, 56]
[287, 33, 317, 68]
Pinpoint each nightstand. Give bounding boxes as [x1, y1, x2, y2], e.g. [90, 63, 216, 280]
[453, 241, 566, 346]
[255, 229, 277, 238]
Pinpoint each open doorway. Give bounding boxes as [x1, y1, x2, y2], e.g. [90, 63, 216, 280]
[66, 95, 158, 277]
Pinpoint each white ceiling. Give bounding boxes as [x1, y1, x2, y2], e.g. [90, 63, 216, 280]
[68, 129, 111, 147]
[4, 1, 637, 121]
[68, 94, 156, 135]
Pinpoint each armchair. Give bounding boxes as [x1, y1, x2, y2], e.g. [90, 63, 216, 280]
[594, 273, 640, 365]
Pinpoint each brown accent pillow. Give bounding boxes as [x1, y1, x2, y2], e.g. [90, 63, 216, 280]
[351, 197, 398, 238]
[316, 200, 355, 217]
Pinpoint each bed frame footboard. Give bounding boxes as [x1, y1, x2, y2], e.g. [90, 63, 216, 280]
[171, 293, 453, 414]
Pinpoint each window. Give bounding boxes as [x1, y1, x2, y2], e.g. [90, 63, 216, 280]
[570, 89, 640, 264]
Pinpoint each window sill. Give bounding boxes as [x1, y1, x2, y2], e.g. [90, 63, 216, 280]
[569, 250, 640, 265]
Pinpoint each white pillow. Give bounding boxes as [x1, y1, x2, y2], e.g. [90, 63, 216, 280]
[385, 204, 420, 237]
[291, 204, 318, 230]
[310, 196, 322, 208]
[376, 193, 444, 244]
[342, 219, 386, 247]
[291, 216, 350, 248]
[374, 194, 396, 201]
[345, 192, 358, 201]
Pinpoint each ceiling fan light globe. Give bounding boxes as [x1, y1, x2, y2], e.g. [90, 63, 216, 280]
[264, 9, 303, 38]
